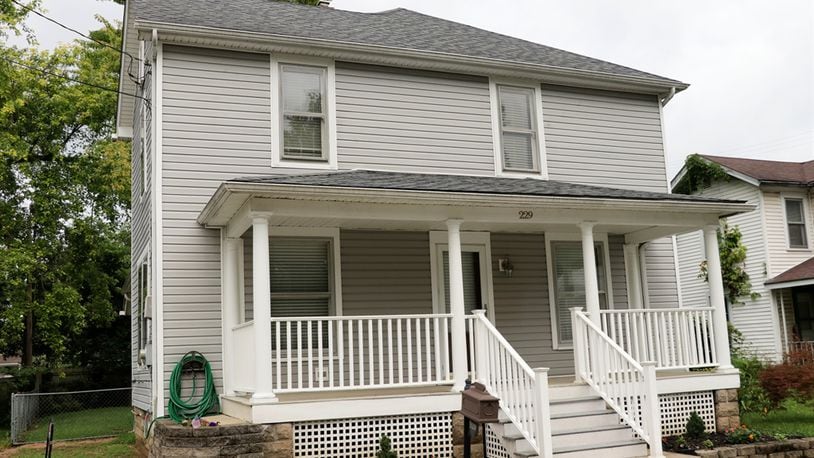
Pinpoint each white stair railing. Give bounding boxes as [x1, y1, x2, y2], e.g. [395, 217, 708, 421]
[599, 308, 718, 370]
[471, 310, 553, 458]
[572, 308, 662, 457]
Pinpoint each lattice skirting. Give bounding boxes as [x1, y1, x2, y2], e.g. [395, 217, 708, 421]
[659, 391, 716, 436]
[293, 413, 454, 457]
[485, 423, 511, 458]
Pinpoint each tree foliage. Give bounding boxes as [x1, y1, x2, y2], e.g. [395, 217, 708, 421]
[699, 221, 759, 305]
[0, 2, 131, 368]
[673, 154, 730, 195]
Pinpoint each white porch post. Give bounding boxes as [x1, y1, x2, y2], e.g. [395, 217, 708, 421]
[447, 219, 468, 391]
[579, 222, 601, 324]
[222, 237, 241, 396]
[623, 243, 643, 309]
[703, 225, 733, 369]
[252, 216, 276, 400]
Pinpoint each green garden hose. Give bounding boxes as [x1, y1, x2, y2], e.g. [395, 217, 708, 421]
[167, 351, 220, 422]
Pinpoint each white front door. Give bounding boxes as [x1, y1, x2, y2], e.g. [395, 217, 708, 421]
[430, 231, 494, 321]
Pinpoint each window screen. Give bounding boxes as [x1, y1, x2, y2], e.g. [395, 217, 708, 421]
[551, 241, 608, 345]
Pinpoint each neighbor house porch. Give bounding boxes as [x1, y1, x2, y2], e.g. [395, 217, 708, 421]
[198, 171, 751, 457]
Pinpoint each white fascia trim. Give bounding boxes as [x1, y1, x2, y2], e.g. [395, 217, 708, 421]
[268, 227, 344, 315]
[135, 21, 688, 96]
[116, 1, 130, 134]
[488, 77, 549, 179]
[545, 231, 613, 350]
[152, 41, 165, 418]
[765, 278, 814, 290]
[428, 231, 495, 321]
[270, 54, 338, 171]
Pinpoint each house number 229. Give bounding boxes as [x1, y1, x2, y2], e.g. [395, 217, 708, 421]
[518, 210, 534, 220]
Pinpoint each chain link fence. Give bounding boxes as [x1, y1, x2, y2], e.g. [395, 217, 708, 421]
[10, 387, 132, 445]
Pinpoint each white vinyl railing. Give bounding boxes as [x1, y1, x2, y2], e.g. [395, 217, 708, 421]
[599, 308, 718, 370]
[572, 309, 661, 457]
[471, 310, 553, 458]
[267, 314, 454, 392]
[232, 321, 256, 392]
[789, 340, 814, 355]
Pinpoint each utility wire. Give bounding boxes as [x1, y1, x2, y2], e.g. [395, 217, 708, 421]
[0, 55, 150, 109]
[10, 0, 142, 63]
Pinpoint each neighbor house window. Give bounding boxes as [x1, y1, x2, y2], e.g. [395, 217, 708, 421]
[280, 64, 327, 161]
[497, 85, 539, 172]
[785, 198, 808, 248]
[550, 241, 608, 347]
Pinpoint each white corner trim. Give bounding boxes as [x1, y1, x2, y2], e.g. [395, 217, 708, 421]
[428, 231, 495, 321]
[271, 226, 343, 316]
[488, 77, 549, 179]
[545, 231, 613, 350]
[270, 54, 338, 171]
[152, 41, 165, 418]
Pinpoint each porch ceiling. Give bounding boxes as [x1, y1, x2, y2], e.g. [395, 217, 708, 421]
[198, 171, 755, 243]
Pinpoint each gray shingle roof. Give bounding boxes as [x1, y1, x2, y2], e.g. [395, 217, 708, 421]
[231, 170, 742, 204]
[132, 0, 684, 86]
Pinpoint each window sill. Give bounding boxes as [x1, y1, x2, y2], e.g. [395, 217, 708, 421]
[786, 248, 812, 252]
[271, 158, 337, 170]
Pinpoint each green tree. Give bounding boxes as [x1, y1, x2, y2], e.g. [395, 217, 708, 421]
[0, 2, 131, 369]
[699, 221, 759, 306]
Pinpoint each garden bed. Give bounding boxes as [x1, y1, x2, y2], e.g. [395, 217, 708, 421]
[664, 434, 814, 457]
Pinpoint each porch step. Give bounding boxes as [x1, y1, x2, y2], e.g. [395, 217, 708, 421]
[547, 383, 594, 400]
[553, 439, 648, 458]
[548, 395, 605, 415]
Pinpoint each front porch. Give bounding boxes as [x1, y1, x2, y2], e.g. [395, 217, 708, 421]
[199, 170, 751, 456]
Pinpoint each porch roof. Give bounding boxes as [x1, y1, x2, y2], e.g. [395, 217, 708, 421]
[198, 170, 754, 242]
[765, 257, 814, 290]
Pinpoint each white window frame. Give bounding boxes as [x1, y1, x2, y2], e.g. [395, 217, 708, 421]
[135, 247, 152, 367]
[271, 55, 337, 170]
[239, 227, 344, 317]
[545, 232, 614, 350]
[428, 231, 495, 321]
[782, 194, 810, 250]
[489, 78, 548, 179]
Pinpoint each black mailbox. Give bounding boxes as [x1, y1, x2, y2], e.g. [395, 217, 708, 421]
[461, 382, 499, 423]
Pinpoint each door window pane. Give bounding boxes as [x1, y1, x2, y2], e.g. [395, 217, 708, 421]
[442, 251, 482, 314]
[551, 241, 608, 345]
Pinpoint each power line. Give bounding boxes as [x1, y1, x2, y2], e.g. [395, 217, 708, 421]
[10, 0, 142, 64]
[0, 55, 150, 109]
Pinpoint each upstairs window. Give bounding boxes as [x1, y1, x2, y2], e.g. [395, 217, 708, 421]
[497, 85, 540, 173]
[785, 198, 809, 248]
[281, 64, 327, 161]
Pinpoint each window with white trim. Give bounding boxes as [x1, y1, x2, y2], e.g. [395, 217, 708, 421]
[497, 85, 540, 172]
[270, 238, 333, 317]
[785, 198, 808, 248]
[136, 254, 151, 365]
[280, 64, 327, 161]
[550, 241, 609, 346]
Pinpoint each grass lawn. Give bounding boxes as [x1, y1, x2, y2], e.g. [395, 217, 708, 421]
[20, 406, 132, 443]
[1, 428, 10, 449]
[743, 399, 814, 437]
[9, 432, 135, 457]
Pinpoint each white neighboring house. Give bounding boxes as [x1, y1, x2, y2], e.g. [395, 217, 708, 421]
[119, 1, 753, 457]
[673, 155, 814, 361]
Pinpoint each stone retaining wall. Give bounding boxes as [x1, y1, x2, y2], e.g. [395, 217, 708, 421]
[714, 389, 741, 432]
[695, 438, 814, 458]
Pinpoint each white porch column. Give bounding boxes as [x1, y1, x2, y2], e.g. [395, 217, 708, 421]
[703, 225, 733, 369]
[579, 222, 601, 325]
[252, 216, 276, 400]
[446, 219, 468, 391]
[222, 237, 241, 396]
[623, 243, 643, 309]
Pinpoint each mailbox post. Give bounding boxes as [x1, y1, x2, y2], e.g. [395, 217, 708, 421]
[460, 381, 499, 458]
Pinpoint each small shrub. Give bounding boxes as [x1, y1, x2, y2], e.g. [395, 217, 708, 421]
[732, 352, 772, 414]
[376, 435, 398, 458]
[701, 439, 714, 449]
[759, 350, 814, 407]
[724, 424, 760, 444]
[685, 411, 706, 439]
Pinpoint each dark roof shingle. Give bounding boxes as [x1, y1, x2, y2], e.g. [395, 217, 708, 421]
[132, 0, 684, 86]
[231, 169, 743, 204]
[766, 257, 814, 286]
[701, 155, 814, 186]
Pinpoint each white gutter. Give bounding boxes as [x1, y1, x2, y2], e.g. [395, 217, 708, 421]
[661, 87, 677, 106]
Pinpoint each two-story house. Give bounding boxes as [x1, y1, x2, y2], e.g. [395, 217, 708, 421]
[119, 1, 752, 456]
[674, 155, 814, 361]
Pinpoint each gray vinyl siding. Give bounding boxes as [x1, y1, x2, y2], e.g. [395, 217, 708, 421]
[676, 179, 778, 358]
[540, 85, 679, 310]
[335, 63, 495, 175]
[131, 39, 153, 412]
[160, 45, 273, 404]
[340, 231, 433, 316]
[541, 85, 667, 192]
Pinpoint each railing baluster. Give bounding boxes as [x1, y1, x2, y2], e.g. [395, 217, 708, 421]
[358, 319, 365, 387]
[275, 321, 281, 391]
[425, 318, 432, 382]
[397, 319, 403, 384]
[286, 321, 292, 390]
[433, 317, 441, 382]
[368, 319, 374, 385]
[415, 318, 423, 382]
[348, 320, 355, 387]
[338, 319, 345, 388]
[406, 319, 413, 383]
[387, 319, 394, 384]
[378, 319, 384, 385]
[327, 320, 334, 387]
[317, 320, 323, 388]
[307, 320, 313, 389]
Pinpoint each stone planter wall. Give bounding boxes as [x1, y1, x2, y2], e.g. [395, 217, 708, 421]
[694, 438, 814, 458]
[714, 389, 741, 432]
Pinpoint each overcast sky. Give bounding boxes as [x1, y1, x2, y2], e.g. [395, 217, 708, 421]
[12, 0, 813, 178]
